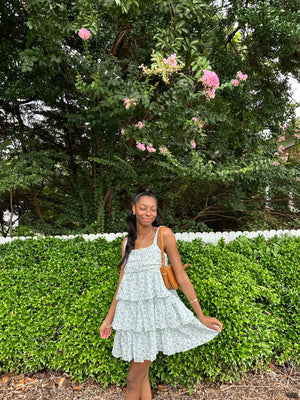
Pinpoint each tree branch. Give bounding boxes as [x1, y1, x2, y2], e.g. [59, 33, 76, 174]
[111, 23, 133, 56]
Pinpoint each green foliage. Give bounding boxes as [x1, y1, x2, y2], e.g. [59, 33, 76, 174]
[0, 235, 299, 387]
[225, 234, 300, 363]
[244, 212, 300, 232]
[0, 0, 299, 235]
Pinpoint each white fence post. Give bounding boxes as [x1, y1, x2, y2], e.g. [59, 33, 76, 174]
[1, 229, 300, 245]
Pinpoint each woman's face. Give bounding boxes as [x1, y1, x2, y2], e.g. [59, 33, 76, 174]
[132, 196, 157, 226]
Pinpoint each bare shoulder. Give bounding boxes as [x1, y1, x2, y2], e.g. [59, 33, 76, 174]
[162, 226, 174, 237]
[161, 226, 180, 259]
[162, 226, 176, 244]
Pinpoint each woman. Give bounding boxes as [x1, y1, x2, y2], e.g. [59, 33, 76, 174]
[100, 189, 223, 400]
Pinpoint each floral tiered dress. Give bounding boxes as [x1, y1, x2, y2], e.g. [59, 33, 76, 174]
[112, 226, 219, 362]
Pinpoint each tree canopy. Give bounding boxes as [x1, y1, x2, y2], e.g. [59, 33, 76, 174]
[1, 0, 299, 236]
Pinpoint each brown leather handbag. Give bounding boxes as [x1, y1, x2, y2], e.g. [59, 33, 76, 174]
[159, 226, 188, 290]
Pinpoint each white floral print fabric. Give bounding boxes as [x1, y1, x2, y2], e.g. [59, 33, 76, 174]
[112, 226, 219, 362]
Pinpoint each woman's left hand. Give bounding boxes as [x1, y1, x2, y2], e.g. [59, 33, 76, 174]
[199, 316, 223, 333]
[99, 322, 113, 339]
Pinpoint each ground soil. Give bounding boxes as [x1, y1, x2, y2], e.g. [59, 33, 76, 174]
[0, 364, 299, 400]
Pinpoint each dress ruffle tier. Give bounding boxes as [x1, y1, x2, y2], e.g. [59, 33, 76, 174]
[111, 228, 219, 363]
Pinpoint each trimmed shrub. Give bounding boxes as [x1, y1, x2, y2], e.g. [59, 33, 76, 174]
[225, 235, 300, 364]
[0, 235, 299, 387]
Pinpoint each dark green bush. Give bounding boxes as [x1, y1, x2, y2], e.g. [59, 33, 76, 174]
[0, 235, 299, 387]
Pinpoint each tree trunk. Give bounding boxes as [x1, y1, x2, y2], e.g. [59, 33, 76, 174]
[10, 187, 13, 238]
[96, 188, 112, 233]
[31, 186, 46, 225]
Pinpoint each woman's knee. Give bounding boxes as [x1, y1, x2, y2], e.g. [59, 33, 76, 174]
[126, 373, 138, 390]
[126, 361, 151, 390]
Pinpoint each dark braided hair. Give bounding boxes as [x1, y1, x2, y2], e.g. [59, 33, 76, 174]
[119, 189, 162, 267]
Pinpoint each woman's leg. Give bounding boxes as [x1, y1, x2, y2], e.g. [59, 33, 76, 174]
[125, 360, 152, 400]
[140, 372, 152, 400]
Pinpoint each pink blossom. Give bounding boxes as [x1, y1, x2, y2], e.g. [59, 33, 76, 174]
[159, 146, 168, 154]
[200, 70, 219, 100]
[236, 71, 248, 81]
[190, 140, 196, 148]
[278, 145, 285, 153]
[163, 53, 177, 67]
[124, 97, 137, 109]
[273, 161, 279, 166]
[274, 152, 279, 156]
[135, 121, 145, 129]
[147, 143, 156, 153]
[232, 79, 239, 87]
[136, 142, 146, 151]
[294, 133, 300, 139]
[278, 136, 285, 142]
[121, 128, 125, 135]
[204, 87, 216, 99]
[201, 70, 220, 88]
[78, 28, 91, 41]
[192, 117, 198, 122]
[215, 150, 219, 154]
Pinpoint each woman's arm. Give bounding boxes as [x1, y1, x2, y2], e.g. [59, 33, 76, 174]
[162, 227, 223, 333]
[99, 238, 126, 339]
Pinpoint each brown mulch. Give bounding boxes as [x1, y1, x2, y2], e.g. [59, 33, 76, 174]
[0, 364, 299, 400]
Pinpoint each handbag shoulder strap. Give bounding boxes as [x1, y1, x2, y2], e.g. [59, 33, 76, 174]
[159, 226, 166, 264]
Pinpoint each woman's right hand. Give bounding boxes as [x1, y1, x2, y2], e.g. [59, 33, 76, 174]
[199, 315, 223, 333]
[99, 321, 112, 339]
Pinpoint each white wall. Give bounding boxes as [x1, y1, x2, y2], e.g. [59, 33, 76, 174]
[1, 229, 300, 246]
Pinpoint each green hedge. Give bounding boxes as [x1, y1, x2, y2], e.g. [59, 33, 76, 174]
[0, 235, 299, 387]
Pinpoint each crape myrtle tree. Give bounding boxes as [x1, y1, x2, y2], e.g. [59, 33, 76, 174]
[0, 0, 299, 235]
